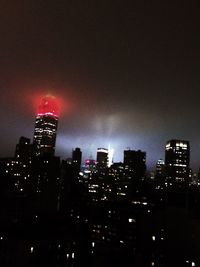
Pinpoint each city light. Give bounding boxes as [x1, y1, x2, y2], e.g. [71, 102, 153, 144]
[37, 95, 60, 117]
[0, 96, 197, 267]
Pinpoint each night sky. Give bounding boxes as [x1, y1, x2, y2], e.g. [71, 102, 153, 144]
[0, 1, 200, 170]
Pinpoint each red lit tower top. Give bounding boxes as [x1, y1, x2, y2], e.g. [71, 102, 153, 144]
[37, 95, 59, 117]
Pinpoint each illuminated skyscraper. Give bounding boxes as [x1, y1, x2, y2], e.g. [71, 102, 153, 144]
[165, 139, 190, 187]
[33, 95, 59, 156]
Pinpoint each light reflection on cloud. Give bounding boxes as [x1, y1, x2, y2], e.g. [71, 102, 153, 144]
[55, 110, 167, 170]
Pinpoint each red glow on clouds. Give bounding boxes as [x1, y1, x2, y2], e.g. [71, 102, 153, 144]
[37, 95, 60, 117]
[28, 88, 74, 119]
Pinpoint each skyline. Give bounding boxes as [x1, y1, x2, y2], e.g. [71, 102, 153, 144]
[0, 1, 200, 170]
[1, 94, 197, 173]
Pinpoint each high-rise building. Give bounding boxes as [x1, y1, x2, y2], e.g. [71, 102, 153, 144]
[33, 95, 59, 156]
[165, 139, 190, 187]
[155, 159, 165, 186]
[156, 159, 165, 173]
[156, 159, 165, 176]
[72, 147, 82, 171]
[96, 148, 108, 169]
[123, 149, 146, 180]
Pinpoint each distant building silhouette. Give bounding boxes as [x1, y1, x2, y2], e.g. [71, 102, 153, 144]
[15, 136, 34, 159]
[31, 156, 61, 213]
[96, 148, 108, 169]
[123, 149, 146, 180]
[72, 147, 82, 171]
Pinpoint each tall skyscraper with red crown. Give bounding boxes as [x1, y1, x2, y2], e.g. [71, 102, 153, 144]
[33, 95, 59, 156]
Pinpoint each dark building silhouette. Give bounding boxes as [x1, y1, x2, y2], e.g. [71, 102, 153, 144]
[31, 156, 61, 213]
[72, 147, 82, 171]
[0, 136, 34, 196]
[165, 140, 190, 188]
[123, 149, 146, 180]
[15, 136, 34, 159]
[96, 148, 108, 170]
[33, 95, 59, 157]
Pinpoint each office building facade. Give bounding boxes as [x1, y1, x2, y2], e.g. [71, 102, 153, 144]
[165, 139, 190, 187]
[33, 95, 59, 156]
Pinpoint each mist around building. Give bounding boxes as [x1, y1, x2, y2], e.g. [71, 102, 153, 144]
[0, 96, 199, 267]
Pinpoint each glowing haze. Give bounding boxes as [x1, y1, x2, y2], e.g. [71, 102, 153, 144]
[0, 1, 199, 171]
[37, 95, 60, 117]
